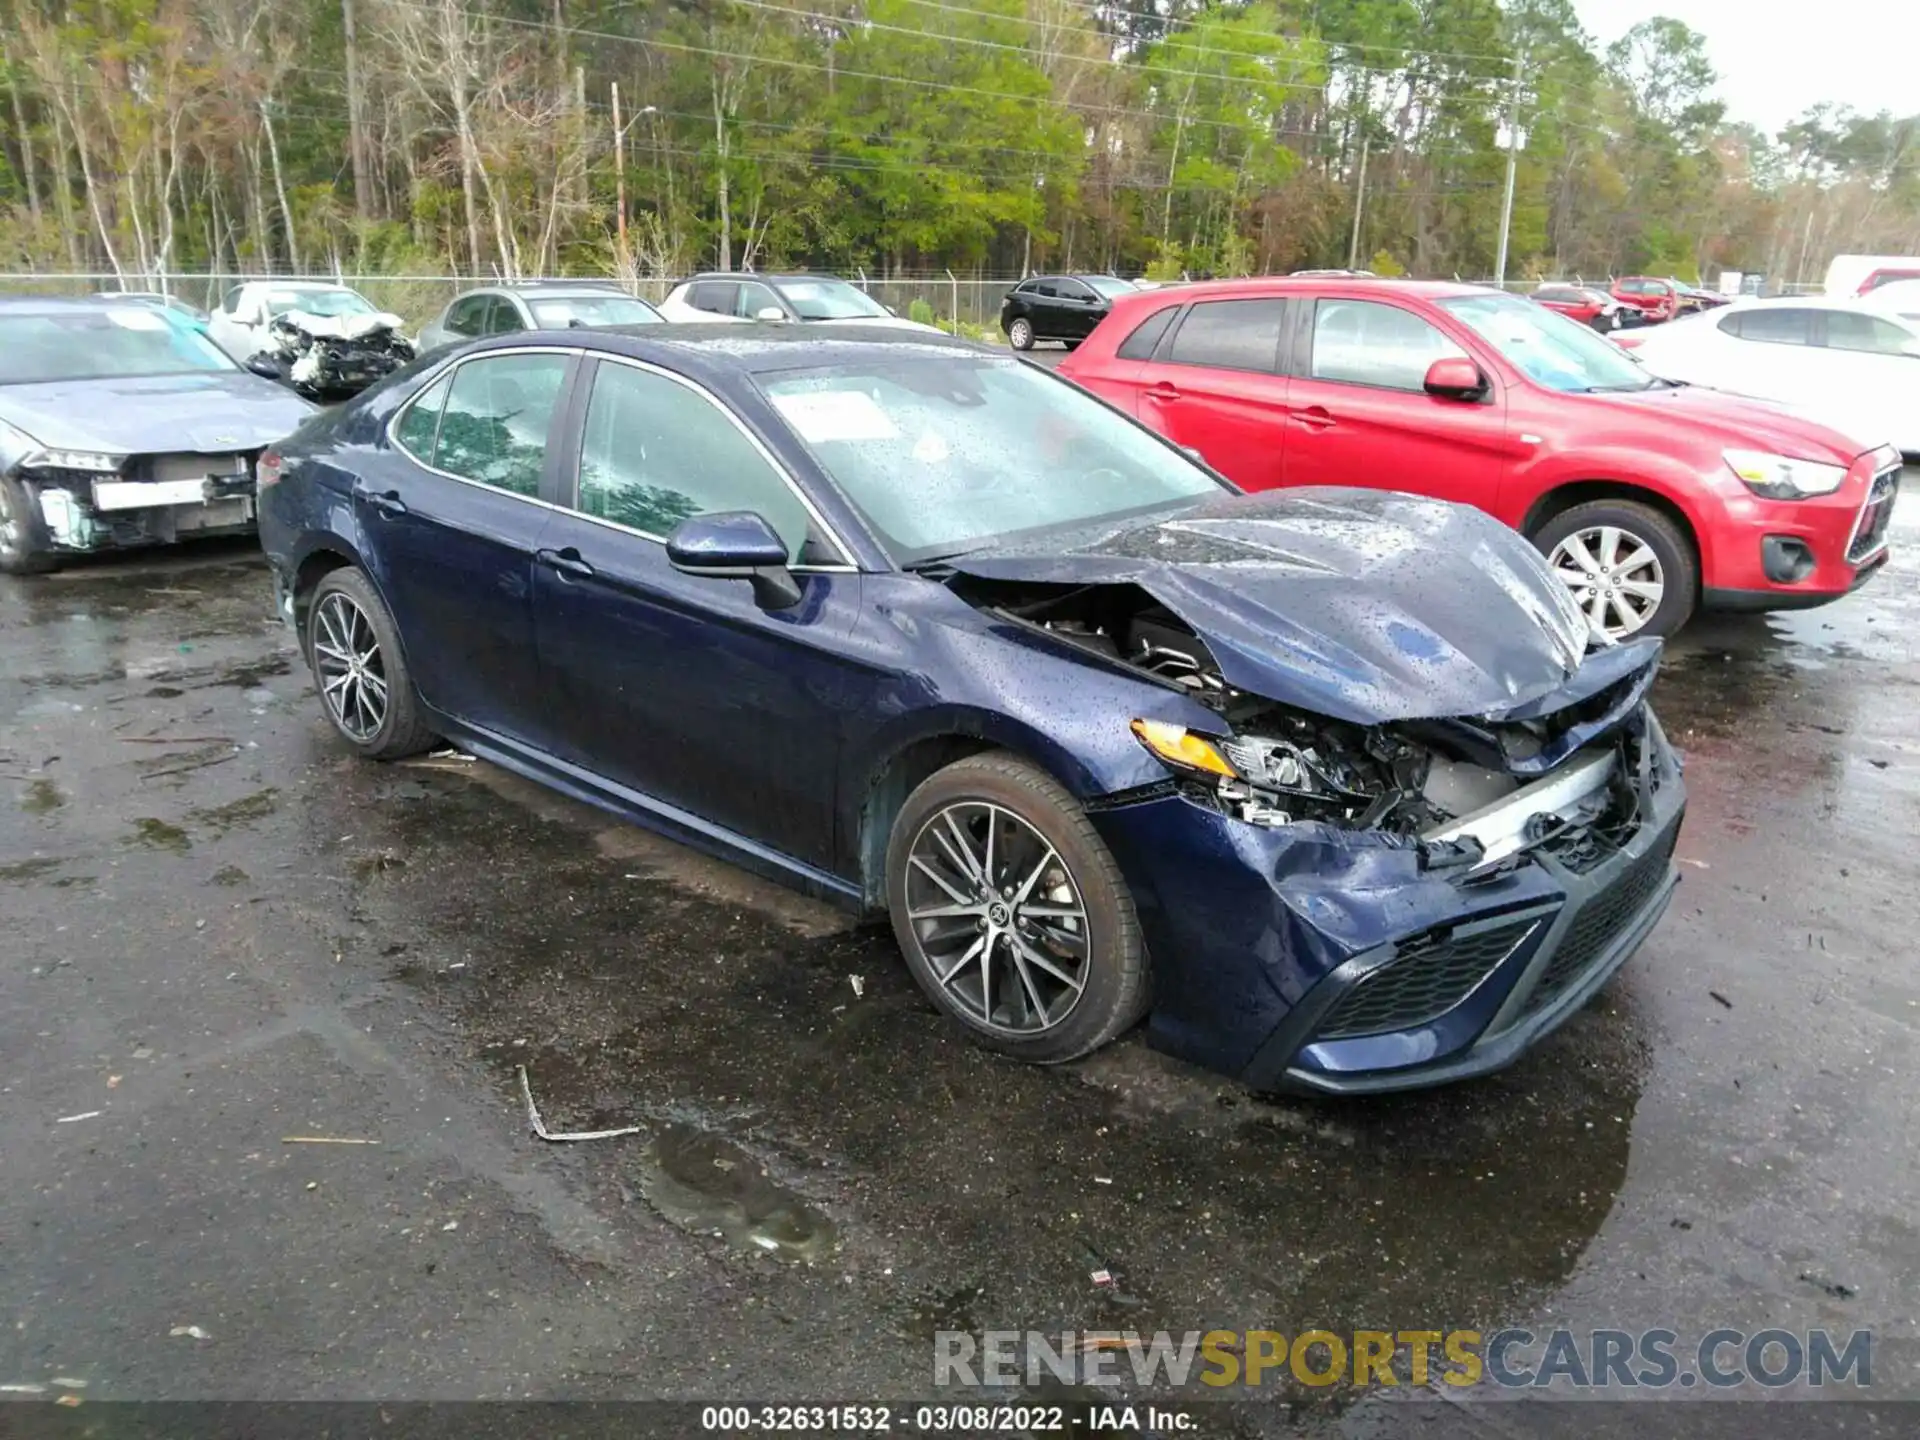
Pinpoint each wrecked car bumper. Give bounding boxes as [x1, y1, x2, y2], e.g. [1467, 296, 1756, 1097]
[26, 468, 259, 554]
[1091, 715, 1684, 1095]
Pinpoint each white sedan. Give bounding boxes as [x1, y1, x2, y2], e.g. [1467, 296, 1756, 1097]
[205, 281, 392, 363]
[1620, 296, 1920, 458]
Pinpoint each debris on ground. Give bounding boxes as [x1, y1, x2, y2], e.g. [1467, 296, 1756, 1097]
[1799, 1273, 1857, 1300]
[0, 1383, 47, 1394]
[1093, 1176, 1113, 1185]
[849, 974, 865, 998]
[54, 1110, 102, 1124]
[518, 1064, 645, 1143]
[1709, 990, 1734, 1009]
[168, 1325, 210, 1340]
[281, 1136, 380, 1145]
[50, 1377, 86, 1390]
[119, 735, 234, 746]
[55, 1395, 82, 1407]
[1089, 1268, 1114, 1288]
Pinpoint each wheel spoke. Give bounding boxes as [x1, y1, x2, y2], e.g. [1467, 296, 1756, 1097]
[1608, 592, 1644, 633]
[1596, 525, 1623, 570]
[909, 853, 974, 907]
[1616, 578, 1664, 600]
[937, 934, 986, 989]
[1558, 534, 1601, 575]
[909, 899, 985, 921]
[982, 805, 998, 892]
[1013, 935, 1084, 993]
[313, 639, 353, 666]
[978, 939, 993, 1021]
[359, 668, 389, 701]
[932, 811, 985, 889]
[1019, 902, 1085, 921]
[1615, 544, 1657, 578]
[1011, 845, 1060, 906]
[1584, 588, 1607, 625]
[1007, 946, 1050, 1027]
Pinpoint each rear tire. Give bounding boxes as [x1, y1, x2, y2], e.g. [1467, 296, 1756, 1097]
[0, 475, 60, 576]
[304, 567, 436, 760]
[1531, 499, 1698, 640]
[1007, 316, 1035, 351]
[885, 753, 1148, 1065]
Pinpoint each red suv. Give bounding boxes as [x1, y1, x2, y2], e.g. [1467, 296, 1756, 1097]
[1611, 277, 1680, 323]
[1058, 278, 1897, 639]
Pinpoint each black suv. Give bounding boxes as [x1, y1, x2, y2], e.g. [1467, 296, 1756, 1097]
[999, 275, 1136, 350]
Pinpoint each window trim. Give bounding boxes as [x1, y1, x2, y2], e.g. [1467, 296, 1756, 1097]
[384, 344, 582, 509]
[1721, 308, 1815, 347]
[563, 353, 857, 573]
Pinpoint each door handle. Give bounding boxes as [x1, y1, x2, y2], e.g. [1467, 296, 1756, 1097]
[1293, 406, 1336, 430]
[536, 546, 595, 581]
[1144, 382, 1181, 402]
[361, 488, 407, 518]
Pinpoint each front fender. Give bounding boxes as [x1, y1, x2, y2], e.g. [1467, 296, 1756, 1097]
[1509, 449, 1720, 576]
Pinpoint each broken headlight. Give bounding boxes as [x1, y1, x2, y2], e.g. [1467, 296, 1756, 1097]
[1129, 719, 1382, 828]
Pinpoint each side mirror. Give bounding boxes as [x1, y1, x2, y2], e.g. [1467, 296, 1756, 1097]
[244, 354, 282, 379]
[1423, 357, 1487, 400]
[666, 510, 803, 610]
[754, 306, 787, 323]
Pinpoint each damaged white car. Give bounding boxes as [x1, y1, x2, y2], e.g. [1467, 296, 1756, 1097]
[209, 281, 415, 401]
[0, 297, 314, 575]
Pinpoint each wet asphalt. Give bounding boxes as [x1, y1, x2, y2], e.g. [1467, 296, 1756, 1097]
[1, 483, 1916, 1430]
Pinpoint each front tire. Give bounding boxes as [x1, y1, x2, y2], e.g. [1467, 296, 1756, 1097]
[0, 475, 60, 575]
[304, 568, 436, 760]
[1007, 316, 1035, 351]
[1532, 499, 1698, 640]
[885, 753, 1148, 1064]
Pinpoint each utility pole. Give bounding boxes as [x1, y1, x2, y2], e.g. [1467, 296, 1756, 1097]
[1347, 135, 1369, 270]
[611, 81, 627, 257]
[1494, 49, 1525, 287]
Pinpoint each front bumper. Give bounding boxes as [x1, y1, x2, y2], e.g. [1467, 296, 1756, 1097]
[25, 468, 258, 553]
[1699, 451, 1898, 604]
[1091, 719, 1685, 1095]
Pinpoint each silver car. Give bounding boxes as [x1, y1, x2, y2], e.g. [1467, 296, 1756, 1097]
[417, 283, 663, 354]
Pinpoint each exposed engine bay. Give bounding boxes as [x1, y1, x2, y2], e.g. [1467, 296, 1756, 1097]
[974, 579, 1664, 874]
[249, 308, 414, 401]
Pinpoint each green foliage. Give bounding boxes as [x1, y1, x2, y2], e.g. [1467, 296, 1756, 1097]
[0, 0, 1907, 289]
[907, 297, 937, 326]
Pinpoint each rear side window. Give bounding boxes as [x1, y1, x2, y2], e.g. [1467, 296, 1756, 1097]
[1309, 298, 1466, 390]
[687, 281, 737, 315]
[483, 298, 524, 335]
[1822, 310, 1914, 354]
[1722, 309, 1813, 345]
[393, 374, 451, 461]
[1116, 307, 1176, 360]
[432, 353, 570, 497]
[734, 280, 782, 319]
[1165, 299, 1287, 373]
[445, 295, 488, 336]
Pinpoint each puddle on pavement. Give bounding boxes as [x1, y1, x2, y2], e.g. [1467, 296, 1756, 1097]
[637, 1123, 838, 1263]
[0, 857, 67, 883]
[126, 817, 191, 853]
[342, 764, 1647, 1343]
[19, 779, 64, 813]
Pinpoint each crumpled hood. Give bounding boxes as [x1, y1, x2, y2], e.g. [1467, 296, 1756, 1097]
[950, 487, 1600, 725]
[0, 372, 315, 455]
[278, 309, 405, 341]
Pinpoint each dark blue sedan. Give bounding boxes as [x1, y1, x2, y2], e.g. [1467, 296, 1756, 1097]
[258, 326, 1684, 1093]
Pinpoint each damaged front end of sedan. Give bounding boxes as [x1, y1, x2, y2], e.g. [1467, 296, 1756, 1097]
[945, 491, 1685, 1093]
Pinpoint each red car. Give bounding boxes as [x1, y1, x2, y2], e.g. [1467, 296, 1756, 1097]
[1057, 278, 1897, 639]
[1611, 277, 1680, 323]
[1532, 284, 1630, 331]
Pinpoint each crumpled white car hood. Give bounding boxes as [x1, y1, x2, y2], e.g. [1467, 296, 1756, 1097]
[280, 308, 406, 340]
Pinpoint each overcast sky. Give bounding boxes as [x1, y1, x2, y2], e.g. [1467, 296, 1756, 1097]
[1571, 0, 1920, 135]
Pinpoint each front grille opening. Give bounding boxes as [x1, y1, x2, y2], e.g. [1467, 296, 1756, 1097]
[1525, 828, 1678, 1015]
[1314, 918, 1538, 1042]
[1848, 469, 1900, 564]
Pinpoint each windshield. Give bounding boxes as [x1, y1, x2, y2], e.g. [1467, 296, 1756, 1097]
[0, 307, 236, 385]
[758, 355, 1226, 562]
[1441, 292, 1655, 393]
[773, 279, 890, 321]
[266, 288, 376, 319]
[530, 294, 661, 328]
[1082, 277, 1136, 300]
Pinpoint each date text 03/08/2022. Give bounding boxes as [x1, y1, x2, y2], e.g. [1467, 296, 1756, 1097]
[698, 1405, 1194, 1433]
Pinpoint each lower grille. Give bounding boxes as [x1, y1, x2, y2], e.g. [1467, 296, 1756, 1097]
[1315, 919, 1538, 1041]
[1848, 468, 1899, 564]
[1527, 829, 1677, 1012]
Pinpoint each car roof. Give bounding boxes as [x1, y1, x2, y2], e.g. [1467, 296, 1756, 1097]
[0, 295, 148, 316]
[457, 323, 989, 380]
[480, 283, 648, 298]
[1113, 276, 1490, 304]
[679, 272, 853, 285]
[1724, 293, 1916, 314]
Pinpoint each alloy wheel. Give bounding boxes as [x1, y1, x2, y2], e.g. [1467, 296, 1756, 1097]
[312, 590, 390, 743]
[1009, 318, 1033, 349]
[903, 801, 1089, 1036]
[1548, 524, 1665, 640]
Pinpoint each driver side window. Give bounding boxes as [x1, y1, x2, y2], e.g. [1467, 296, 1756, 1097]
[574, 361, 830, 563]
[1311, 299, 1467, 391]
